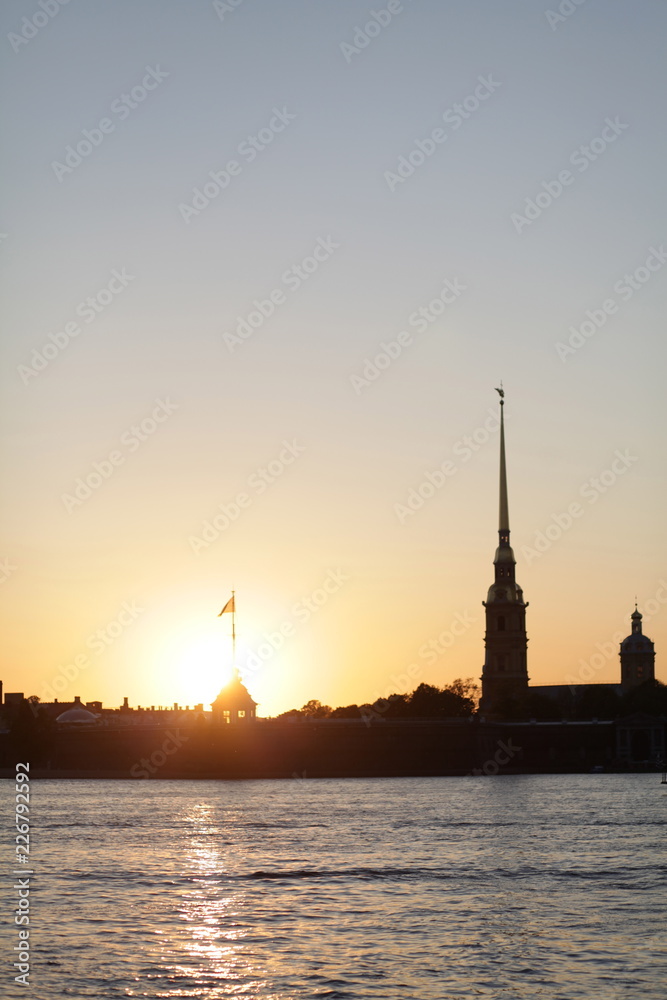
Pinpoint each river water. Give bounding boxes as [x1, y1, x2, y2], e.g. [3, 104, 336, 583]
[1, 774, 666, 999]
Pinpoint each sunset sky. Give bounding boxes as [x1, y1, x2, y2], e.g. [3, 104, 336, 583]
[1, 0, 665, 716]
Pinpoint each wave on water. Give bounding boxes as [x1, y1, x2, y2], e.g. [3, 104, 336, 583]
[241, 820, 330, 828]
[38, 820, 139, 829]
[245, 862, 662, 883]
[58, 858, 663, 892]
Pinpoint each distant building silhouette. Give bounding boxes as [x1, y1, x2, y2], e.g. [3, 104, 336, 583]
[479, 392, 659, 719]
[56, 695, 98, 726]
[211, 671, 257, 724]
[620, 606, 655, 689]
[480, 392, 529, 715]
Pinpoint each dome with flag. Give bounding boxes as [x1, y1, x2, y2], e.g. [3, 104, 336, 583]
[211, 672, 257, 722]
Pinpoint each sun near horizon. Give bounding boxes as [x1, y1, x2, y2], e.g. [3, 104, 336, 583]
[1, 1, 665, 717]
[2, 386, 664, 717]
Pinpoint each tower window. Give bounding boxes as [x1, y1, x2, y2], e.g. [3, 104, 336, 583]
[498, 616, 505, 631]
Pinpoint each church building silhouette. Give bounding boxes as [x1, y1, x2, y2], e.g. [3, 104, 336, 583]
[480, 389, 656, 719]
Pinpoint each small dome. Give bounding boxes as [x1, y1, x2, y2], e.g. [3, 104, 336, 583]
[486, 580, 524, 604]
[621, 607, 653, 651]
[620, 634, 653, 652]
[56, 706, 98, 725]
[212, 672, 257, 711]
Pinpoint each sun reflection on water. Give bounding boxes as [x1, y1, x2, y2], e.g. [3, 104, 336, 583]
[150, 802, 273, 997]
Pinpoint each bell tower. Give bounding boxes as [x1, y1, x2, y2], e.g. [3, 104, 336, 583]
[480, 388, 529, 716]
[619, 606, 655, 689]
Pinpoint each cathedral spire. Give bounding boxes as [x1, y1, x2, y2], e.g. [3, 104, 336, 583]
[498, 390, 509, 533]
[481, 386, 529, 717]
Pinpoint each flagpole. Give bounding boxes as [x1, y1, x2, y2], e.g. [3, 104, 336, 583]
[231, 589, 236, 669]
[218, 592, 237, 675]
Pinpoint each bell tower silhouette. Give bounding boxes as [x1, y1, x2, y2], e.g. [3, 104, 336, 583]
[480, 388, 529, 716]
[620, 605, 655, 689]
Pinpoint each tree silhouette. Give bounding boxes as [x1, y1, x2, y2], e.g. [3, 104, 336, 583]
[278, 678, 478, 721]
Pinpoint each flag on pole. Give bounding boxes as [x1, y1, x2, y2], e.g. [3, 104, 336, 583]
[218, 595, 235, 616]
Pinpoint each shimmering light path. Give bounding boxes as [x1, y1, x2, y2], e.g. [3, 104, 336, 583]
[2, 774, 665, 998]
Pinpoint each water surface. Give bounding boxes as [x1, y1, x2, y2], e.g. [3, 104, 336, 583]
[2, 774, 666, 998]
